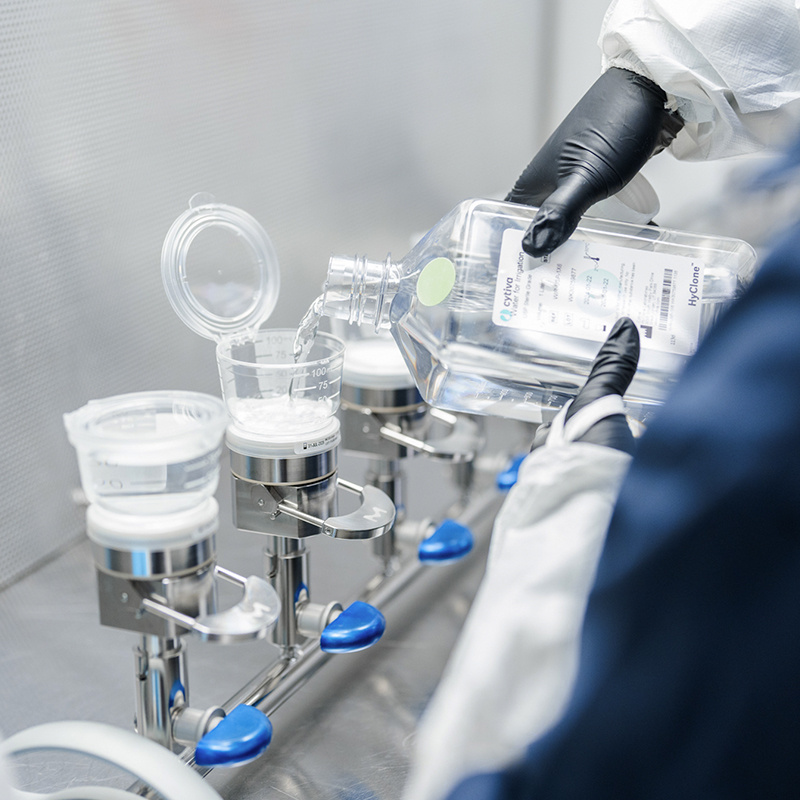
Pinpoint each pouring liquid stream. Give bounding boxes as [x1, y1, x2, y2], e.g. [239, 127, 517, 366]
[289, 294, 324, 402]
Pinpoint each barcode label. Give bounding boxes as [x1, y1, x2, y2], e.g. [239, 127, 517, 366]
[493, 230, 705, 357]
[659, 268, 674, 330]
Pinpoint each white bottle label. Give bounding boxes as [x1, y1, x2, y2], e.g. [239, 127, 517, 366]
[493, 228, 704, 356]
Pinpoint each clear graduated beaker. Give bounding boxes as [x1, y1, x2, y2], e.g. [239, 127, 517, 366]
[217, 328, 344, 437]
[63, 391, 228, 515]
[161, 196, 343, 444]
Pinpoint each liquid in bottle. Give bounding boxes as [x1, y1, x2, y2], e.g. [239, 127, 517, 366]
[313, 197, 757, 423]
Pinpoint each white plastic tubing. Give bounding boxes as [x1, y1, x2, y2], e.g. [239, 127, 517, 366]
[0, 721, 223, 800]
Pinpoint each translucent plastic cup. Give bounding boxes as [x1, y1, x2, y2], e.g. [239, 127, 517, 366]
[64, 391, 227, 515]
[216, 329, 344, 437]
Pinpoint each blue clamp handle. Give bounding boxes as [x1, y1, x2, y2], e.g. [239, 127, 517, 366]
[418, 519, 473, 564]
[496, 453, 527, 491]
[320, 601, 385, 653]
[195, 705, 272, 768]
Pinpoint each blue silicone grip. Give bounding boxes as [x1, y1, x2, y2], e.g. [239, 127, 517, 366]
[496, 453, 526, 491]
[320, 601, 386, 653]
[195, 705, 273, 768]
[418, 519, 473, 563]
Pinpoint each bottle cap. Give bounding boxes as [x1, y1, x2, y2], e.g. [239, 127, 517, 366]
[161, 194, 281, 341]
[585, 173, 660, 225]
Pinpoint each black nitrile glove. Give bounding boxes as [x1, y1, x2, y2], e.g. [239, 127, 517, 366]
[506, 68, 683, 258]
[532, 317, 640, 454]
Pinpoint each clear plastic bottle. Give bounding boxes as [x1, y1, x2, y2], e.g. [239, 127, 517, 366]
[320, 198, 757, 423]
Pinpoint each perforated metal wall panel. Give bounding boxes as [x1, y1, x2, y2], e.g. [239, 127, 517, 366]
[0, 1, 543, 588]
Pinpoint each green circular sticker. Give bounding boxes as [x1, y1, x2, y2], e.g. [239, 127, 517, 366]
[417, 257, 456, 307]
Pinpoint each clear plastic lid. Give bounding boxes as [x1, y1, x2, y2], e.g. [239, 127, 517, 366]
[161, 194, 281, 341]
[63, 390, 227, 463]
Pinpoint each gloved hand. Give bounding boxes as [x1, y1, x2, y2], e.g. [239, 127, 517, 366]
[506, 68, 683, 258]
[532, 317, 640, 454]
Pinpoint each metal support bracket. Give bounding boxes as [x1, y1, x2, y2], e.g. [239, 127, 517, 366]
[140, 566, 280, 644]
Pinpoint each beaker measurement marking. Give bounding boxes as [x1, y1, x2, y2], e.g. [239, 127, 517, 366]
[254, 347, 291, 359]
[290, 376, 340, 390]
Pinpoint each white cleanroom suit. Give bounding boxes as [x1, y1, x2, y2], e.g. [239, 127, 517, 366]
[600, 0, 800, 159]
[403, 399, 632, 800]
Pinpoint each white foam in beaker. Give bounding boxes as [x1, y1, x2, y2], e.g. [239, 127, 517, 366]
[227, 395, 335, 436]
